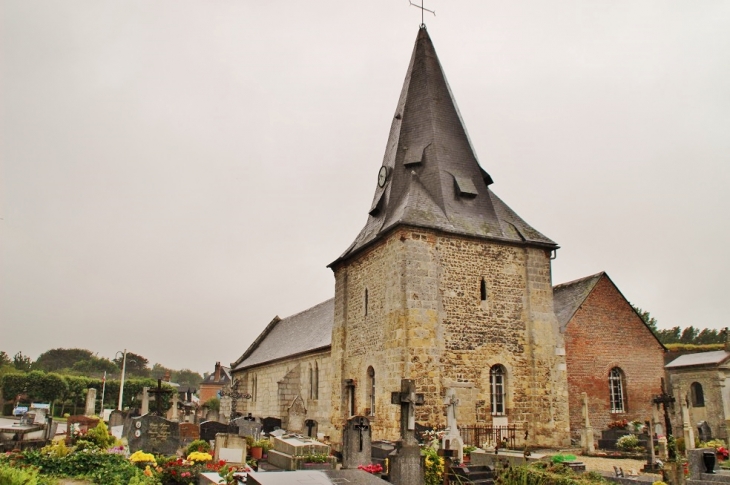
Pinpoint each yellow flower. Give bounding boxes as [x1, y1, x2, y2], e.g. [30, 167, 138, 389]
[187, 451, 213, 462]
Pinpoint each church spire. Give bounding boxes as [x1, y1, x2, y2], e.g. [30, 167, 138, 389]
[332, 27, 556, 266]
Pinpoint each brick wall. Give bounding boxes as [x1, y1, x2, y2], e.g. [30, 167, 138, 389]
[563, 276, 665, 440]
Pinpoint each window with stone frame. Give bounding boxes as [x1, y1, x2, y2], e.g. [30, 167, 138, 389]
[609, 367, 626, 413]
[365, 288, 369, 316]
[309, 364, 314, 400]
[367, 366, 375, 415]
[252, 374, 258, 402]
[691, 382, 705, 407]
[490, 365, 506, 415]
[480, 278, 488, 302]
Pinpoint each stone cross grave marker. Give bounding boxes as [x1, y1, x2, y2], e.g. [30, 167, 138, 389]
[391, 378, 424, 445]
[343, 416, 371, 469]
[443, 388, 464, 464]
[128, 414, 181, 455]
[389, 379, 425, 485]
[85, 388, 97, 417]
[681, 398, 695, 451]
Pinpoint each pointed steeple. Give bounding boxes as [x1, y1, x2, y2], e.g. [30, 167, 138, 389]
[332, 27, 556, 266]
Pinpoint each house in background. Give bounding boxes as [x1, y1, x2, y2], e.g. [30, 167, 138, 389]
[199, 362, 231, 403]
[665, 349, 730, 441]
[554, 272, 666, 442]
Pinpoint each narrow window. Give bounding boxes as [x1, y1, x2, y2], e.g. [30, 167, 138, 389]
[309, 365, 314, 399]
[365, 288, 369, 316]
[368, 366, 376, 415]
[314, 362, 319, 400]
[691, 382, 705, 407]
[480, 278, 487, 301]
[252, 374, 258, 402]
[490, 365, 506, 415]
[609, 367, 626, 413]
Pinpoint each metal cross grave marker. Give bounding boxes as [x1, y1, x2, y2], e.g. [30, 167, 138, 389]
[353, 417, 369, 452]
[147, 379, 172, 416]
[652, 378, 676, 460]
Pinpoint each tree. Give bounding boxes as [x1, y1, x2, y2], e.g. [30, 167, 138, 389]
[34, 348, 94, 372]
[151, 363, 173, 381]
[680, 326, 699, 344]
[631, 305, 658, 334]
[173, 369, 203, 389]
[113, 352, 150, 377]
[0, 351, 11, 367]
[13, 352, 32, 372]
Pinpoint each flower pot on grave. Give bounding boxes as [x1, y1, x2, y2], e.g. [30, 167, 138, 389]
[250, 446, 263, 460]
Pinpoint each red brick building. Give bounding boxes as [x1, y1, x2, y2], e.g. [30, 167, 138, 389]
[554, 272, 666, 441]
[199, 362, 231, 403]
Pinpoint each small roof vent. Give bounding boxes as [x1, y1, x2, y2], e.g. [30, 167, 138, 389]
[452, 174, 478, 198]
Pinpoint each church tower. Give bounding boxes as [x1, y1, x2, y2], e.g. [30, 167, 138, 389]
[328, 27, 570, 447]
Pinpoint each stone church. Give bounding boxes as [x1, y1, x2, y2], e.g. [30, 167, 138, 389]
[230, 27, 662, 450]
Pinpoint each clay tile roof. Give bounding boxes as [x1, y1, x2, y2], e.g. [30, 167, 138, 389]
[232, 299, 333, 371]
[665, 350, 730, 368]
[330, 26, 556, 267]
[552, 272, 604, 332]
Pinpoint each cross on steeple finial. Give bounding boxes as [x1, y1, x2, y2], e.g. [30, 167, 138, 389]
[409, 0, 435, 28]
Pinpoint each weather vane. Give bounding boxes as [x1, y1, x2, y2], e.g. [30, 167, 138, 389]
[409, 0, 435, 28]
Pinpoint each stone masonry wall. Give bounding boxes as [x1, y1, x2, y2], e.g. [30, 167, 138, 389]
[231, 350, 333, 438]
[330, 226, 571, 447]
[667, 366, 730, 441]
[563, 276, 665, 441]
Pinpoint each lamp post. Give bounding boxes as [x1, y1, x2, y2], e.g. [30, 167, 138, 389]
[115, 350, 128, 411]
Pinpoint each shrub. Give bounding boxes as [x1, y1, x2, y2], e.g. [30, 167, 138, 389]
[186, 439, 211, 455]
[617, 434, 640, 450]
[498, 463, 610, 485]
[0, 462, 42, 485]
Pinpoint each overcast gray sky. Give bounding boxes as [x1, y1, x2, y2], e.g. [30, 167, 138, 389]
[2, 1, 729, 374]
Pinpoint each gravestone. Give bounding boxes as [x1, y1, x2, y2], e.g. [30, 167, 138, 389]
[262, 417, 282, 434]
[343, 416, 371, 469]
[66, 415, 100, 444]
[287, 395, 307, 433]
[214, 433, 247, 465]
[305, 419, 318, 438]
[233, 417, 263, 439]
[389, 379, 425, 485]
[141, 387, 150, 415]
[85, 388, 97, 417]
[580, 392, 595, 453]
[109, 410, 126, 428]
[108, 410, 126, 440]
[698, 421, 712, 442]
[200, 420, 235, 443]
[179, 422, 200, 445]
[442, 388, 464, 464]
[128, 414, 181, 455]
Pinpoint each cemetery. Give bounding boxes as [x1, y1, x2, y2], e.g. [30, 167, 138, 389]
[6, 378, 730, 485]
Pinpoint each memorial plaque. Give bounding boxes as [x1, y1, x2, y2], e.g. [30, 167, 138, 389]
[233, 417, 263, 438]
[128, 414, 181, 455]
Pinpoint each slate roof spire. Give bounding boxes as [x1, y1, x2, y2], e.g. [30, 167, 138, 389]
[331, 26, 556, 266]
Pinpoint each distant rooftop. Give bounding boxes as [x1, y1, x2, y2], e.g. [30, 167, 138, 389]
[665, 350, 730, 368]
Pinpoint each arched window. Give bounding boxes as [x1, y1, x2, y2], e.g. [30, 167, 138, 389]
[309, 365, 314, 399]
[490, 365, 506, 415]
[367, 366, 375, 415]
[691, 382, 705, 407]
[480, 278, 488, 302]
[609, 367, 626, 413]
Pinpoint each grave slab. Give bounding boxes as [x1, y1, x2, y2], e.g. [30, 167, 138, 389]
[127, 414, 181, 455]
